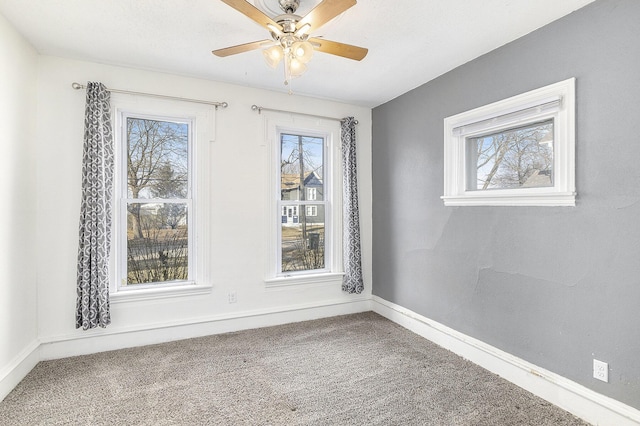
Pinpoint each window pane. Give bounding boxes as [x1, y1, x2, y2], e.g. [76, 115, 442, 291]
[126, 202, 188, 285]
[127, 118, 188, 199]
[281, 204, 325, 273]
[467, 120, 553, 190]
[280, 134, 324, 202]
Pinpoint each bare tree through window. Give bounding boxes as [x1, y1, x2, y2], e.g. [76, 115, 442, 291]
[469, 120, 553, 190]
[124, 117, 190, 285]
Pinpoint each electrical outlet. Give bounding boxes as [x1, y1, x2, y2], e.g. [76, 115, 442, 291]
[228, 291, 237, 304]
[593, 359, 608, 382]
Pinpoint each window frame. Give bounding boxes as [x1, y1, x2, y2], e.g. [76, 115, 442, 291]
[110, 95, 213, 301]
[442, 78, 576, 207]
[265, 115, 344, 287]
[116, 112, 195, 291]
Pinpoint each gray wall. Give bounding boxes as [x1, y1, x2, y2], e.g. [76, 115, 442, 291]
[372, 0, 640, 409]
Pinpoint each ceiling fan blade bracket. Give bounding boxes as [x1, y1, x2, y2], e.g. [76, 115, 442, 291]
[267, 23, 285, 38]
[294, 23, 312, 37]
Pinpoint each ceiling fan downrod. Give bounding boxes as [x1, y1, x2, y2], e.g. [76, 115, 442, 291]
[278, 0, 300, 14]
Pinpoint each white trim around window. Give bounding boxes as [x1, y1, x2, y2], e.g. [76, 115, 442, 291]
[109, 94, 213, 302]
[265, 113, 343, 287]
[442, 78, 576, 207]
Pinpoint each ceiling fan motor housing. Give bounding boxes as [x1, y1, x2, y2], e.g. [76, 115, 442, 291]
[274, 14, 302, 34]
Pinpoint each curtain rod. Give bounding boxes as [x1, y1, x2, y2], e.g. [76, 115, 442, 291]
[251, 105, 358, 125]
[71, 82, 229, 109]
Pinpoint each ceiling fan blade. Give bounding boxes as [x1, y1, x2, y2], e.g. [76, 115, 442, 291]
[220, 0, 281, 30]
[212, 39, 273, 57]
[298, 0, 356, 31]
[308, 37, 368, 61]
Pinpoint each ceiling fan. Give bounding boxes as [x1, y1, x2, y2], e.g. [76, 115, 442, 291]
[212, 0, 368, 87]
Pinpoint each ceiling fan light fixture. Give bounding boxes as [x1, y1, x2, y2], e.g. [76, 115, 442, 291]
[263, 45, 284, 68]
[291, 40, 314, 63]
[288, 57, 307, 77]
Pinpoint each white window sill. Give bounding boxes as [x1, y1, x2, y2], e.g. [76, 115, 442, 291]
[110, 284, 212, 304]
[442, 191, 576, 207]
[265, 272, 345, 288]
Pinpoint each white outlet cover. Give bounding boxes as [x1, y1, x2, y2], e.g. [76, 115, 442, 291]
[593, 359, 608, 382]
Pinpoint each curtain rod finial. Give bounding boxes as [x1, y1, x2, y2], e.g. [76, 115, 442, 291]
[72, 82, 84, 90]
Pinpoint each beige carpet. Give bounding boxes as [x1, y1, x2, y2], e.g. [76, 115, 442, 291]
[0, 312, 589, 425]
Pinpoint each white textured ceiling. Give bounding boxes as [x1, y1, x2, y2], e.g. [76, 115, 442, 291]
[0, 0, 595, 107]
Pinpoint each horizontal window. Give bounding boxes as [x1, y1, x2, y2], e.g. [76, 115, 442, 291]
[281, 204, 326, 273]
[467, 119, 554, 191]
[442, 78, 576, 207]
[126, 202, 189, 285]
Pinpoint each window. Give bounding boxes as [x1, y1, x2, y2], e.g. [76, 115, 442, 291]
[111, 96, 213, 298]
[119, 114, 192, 288]
[265, 115, 343, 286]
[468, 119, 554, 190]
[307, 187, 317, 200]
[442, 78, 576, 206]
[279, 133, 326, 274]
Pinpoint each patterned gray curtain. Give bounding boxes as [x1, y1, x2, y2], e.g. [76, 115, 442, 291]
[76, 82, 114, 330]
[341, 117, 364, 294]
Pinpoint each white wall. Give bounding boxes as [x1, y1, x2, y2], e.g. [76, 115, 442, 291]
[35, 56, 373, 358]
[0, 13, 39, 398]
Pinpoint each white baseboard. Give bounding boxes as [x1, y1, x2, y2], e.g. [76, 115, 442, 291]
[0, 296, 371, 401]
[0, 340, 40, 402]
[2, 297, 370, 402]
[39, 297, 372, 360]
[371, 295, 640, 426]
[7, 295, 637, 426]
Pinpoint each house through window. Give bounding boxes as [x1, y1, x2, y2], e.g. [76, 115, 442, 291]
[279, 132, 327, 274]
[265, 114, 342, 286]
